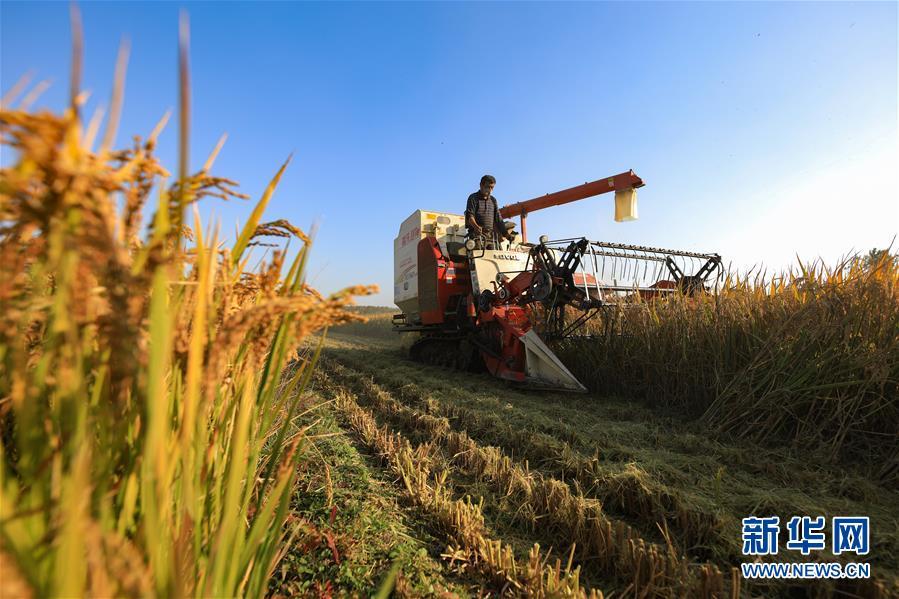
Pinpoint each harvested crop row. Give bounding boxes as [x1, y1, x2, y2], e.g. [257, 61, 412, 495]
[329, 348, 899, 584]
[325, 385, 603, 598]
[325, 353, 733, 561]
[324, 354, 895, 599]
[319, 362, 735, 598]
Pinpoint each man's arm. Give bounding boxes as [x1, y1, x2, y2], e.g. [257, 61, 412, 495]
[465, 195, 482, 236]
[466, 213, 482, 235]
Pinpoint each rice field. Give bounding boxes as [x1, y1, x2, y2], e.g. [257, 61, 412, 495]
[556, 256, 899, 473]
[2, 13, 897, 599]
[300, 313, 897, 597]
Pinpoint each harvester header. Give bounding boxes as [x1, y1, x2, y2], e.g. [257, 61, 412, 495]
[392, 171, 721, 391]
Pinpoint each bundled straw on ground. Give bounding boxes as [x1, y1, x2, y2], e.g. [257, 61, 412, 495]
[556, 253, 898, 476]
[0, 13, 371, 598]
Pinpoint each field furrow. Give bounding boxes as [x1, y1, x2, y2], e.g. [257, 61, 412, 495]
[317, 329, 898, 598]
[318, 375, 605, 597]
[324, 352, 733, 562]
[318, 359, 736, 598]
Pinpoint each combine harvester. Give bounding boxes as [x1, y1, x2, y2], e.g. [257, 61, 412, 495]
[392, 171, 722, 391]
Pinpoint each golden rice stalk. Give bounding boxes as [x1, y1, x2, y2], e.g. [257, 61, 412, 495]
[556, 252, 898, 472]
[0, 15, 371, 598]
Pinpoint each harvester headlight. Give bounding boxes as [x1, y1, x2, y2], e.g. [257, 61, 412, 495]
[539, 235, 549, 245]
[465, 239, 476, 251]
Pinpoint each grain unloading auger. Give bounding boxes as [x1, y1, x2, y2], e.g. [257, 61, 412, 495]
[392, 171, 722, 391]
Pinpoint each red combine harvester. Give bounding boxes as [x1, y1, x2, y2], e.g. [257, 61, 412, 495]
[392, 171, 721, 391]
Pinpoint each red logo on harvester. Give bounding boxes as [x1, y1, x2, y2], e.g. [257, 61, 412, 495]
[400, 227, 421, 248]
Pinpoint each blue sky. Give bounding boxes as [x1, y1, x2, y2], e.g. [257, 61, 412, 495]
[2, 1, 896, 305]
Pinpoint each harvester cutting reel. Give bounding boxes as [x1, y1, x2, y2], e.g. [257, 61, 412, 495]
[487, 237, 723, 340]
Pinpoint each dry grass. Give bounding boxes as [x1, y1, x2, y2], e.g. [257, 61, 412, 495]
[0, 14, 370, 597]
[325, 383, 603, 598]
[321, 361, 738, 598]
[325, 355, 731, 560]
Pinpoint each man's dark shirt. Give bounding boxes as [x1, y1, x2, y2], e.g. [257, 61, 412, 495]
[465, 192, 505, 237]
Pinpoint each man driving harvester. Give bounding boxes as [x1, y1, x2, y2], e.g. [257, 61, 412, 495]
[465, 175, 515, 248]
